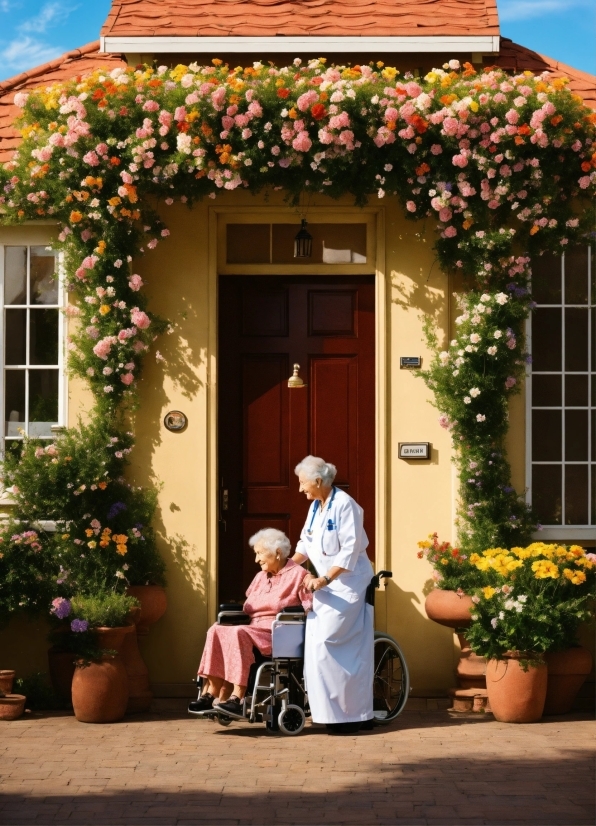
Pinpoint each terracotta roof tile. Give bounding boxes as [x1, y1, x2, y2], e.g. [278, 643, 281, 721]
[485, 39, 596, 110]
[100, 0, 500, 38]
[0, 42, 126, 164]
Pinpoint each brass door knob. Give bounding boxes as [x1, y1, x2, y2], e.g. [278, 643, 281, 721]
[288, 363, 306, 388]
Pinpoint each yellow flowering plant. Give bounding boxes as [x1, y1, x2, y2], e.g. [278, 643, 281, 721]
[465, 542, 596, 661]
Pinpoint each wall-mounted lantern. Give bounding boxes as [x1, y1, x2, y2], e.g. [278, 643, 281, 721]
[294, 219, 313, 258]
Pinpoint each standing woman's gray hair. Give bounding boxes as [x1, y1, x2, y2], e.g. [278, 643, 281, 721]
[294, 455, 337, 486]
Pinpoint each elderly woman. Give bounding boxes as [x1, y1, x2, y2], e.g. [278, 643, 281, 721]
[292, 455, 374, 734]
[190, 528, 311, 720]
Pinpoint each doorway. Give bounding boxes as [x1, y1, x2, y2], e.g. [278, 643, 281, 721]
[218, 276, 375, 602]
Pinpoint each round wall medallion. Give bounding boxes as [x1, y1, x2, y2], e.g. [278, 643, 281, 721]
[164, 410, 187, 432]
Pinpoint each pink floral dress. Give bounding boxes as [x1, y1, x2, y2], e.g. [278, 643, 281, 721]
[198, 559, 311, 686]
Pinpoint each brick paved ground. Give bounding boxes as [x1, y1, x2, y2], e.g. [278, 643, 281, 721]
[0, 710, 594, 826]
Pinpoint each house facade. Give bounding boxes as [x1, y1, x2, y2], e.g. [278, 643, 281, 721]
[0, 0, 594, 703]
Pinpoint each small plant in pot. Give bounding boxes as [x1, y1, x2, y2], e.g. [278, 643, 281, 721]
[49, 591, 139, 723]
[465, 543, 596, 723]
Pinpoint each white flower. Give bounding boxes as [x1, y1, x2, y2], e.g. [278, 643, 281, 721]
[464, 396, 471, 404]
[504, 599, 515, 611]
[476, 414, 486, 422]
[499, 611, 505, 620]
[465, 345, 473, 353]
[470, 333, 481, 344]
[494, 330, 503, 339]
[452, 369, 459, 376]
[455, 358, 464, 367]
[490, 617, 498, 628]
[480, 293, 491, 303]
[451, 340, 458, 347]
[495, 292, 509, 305]
[439, 351, 450, 363]
[472, 315, 481, 324]
[469, 387, 481, 398]
[487, 346, 498, 356]
[518, 594, 527, 603]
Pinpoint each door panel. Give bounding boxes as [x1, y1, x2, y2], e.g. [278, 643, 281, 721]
[218, 276, 375, 603]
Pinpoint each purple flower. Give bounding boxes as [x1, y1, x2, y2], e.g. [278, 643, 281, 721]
[70, 619, 89, 633]
[51, 597, 71, 619]
[107, 501, 127, 520]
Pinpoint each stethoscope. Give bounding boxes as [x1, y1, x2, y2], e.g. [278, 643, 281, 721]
[306, 486, 338, 539]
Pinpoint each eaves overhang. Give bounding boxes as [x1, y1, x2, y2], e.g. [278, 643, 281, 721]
[100, 34, 500, 55]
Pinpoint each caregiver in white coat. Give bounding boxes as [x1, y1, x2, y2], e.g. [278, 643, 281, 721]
[292, 455, 374, 734]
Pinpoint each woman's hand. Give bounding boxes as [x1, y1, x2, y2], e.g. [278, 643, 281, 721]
[305, 576, 327, 593]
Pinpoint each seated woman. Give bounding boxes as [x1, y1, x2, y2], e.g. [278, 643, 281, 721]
[190, 528, 311, 719]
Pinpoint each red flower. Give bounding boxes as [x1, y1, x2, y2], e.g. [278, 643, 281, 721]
[311, 103, 327, 121]
[277, 88, 290, 99]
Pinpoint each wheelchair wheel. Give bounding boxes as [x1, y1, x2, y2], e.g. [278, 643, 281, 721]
[373, 633, 409, 724]
[278, 705, 305, 736]
[216, 713, 231, 727]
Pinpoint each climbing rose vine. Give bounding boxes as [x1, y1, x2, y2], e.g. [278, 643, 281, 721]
[1, 57, 595, 555]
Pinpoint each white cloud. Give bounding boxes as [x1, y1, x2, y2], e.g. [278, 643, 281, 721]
[0, 35, 63, 72]
[0, 0, 14, 11]
[19, 1, 76, 34]
[499, 0, 591, 22]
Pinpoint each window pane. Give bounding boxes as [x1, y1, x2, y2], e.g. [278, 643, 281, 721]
[30, 309, 59, 365]
[227, 224, 270, 264]
[28, 369, 58, 435]
[532, 254, 561, 304]
[532, 308, 561, 371]
[532, 409, 561, 461]
[592, 465, 595, 524]
[564, 247, 589, 305]
[565, 410, 588, 460]
[533, 374, 561, 406]
[592, 410, 595, 462]
[30, 247, 58, 305]
[565, 309, 588, 372]
[532, 464, 562, 524]
[5, 308, 26, 365]
[565, 375, 588, 407]
[4, 247, 27, 304]
[565, 465, 588, 525]
[5, 370, 25, 435]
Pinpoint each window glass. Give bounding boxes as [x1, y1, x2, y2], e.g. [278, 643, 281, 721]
[4, 246, 27, 305]
[564, 247, 589, 305]
[565, 308, 588, 372]
[532, 308, 561, 371]
[532, 375, 561, 407]
[532, 465, 562, 525]
[532, 254, 561, 304]
[30, 246, 59, 305]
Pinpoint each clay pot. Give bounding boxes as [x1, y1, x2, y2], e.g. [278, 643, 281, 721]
[127, 585, 167, 635]
[425, 589, 474, 629]
[544, 647, 593, 716]
[0, 694, 26, 720]
[0, 670, 15, 694]
[120, 629, 153, 713]
[486, 654, 547, 723]
[47, 647, 76, 703]
[71, 626, 134, 724]
[456, 634, 487, 690]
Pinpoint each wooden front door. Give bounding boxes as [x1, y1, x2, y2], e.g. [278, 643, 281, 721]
[218, 276, 375, 603]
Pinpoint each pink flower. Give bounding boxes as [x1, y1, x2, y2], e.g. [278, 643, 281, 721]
[174, 106, 187, 121]
[384, 107, 398, 123]
[297, 90, 318, 112]
[439, 207, 452, 222]
[82, 151, 100, 167]
[143, 100, 159, 112]
[438, 414, 451, 430]
[221, 116, 234, 130]
[406, 201, 417, 212]
[506, 338, 516, 350]
[443, 226, 457, 238]
[247, 100, 263, 118]
[578, 176, 591, 189]
[130, 308, 151, 329]
[452, 154, 468, 168]
[292, 131, 312, 153]
[329, 112, 350, 130]
[405, 82, 422, 98]
[120, 373, 135, 385]
[128, 274, 143, 291]
[93, 336, 117, 360]
[430, 144, 443, 155]
[505, 377, 517, 389]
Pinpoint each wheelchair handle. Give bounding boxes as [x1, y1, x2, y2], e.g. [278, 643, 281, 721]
[366, 570, 392, 607]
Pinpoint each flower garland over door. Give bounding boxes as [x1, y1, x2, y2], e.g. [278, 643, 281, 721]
[1, 57, 595, 555]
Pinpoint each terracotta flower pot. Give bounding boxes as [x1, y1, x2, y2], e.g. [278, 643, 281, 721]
[456, 634, 487, 690]
[71, 626, 134, 724]
[544, 647, 593, 716]
[121, 629, 153, 713]
[486, 654, 547, 723]
[425, 589, 474, 629]
[0, 694, 26, 720]
[0, 670, 15, 694]
[127, 585, 167, 635]
[47, 647, 76, 703]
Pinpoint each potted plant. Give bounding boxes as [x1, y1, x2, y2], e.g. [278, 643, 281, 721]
[50, 591, 138, 723]
[465, 543, 595, 722]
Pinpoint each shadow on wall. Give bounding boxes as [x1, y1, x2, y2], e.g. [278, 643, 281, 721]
[0, 730, 592, 825]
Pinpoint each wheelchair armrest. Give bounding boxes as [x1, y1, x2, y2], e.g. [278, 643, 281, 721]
[275, 605, 305, 622]
[281, 605, 304, 614]
[219, 603, 244, 612]
[218, 611, 251, 625]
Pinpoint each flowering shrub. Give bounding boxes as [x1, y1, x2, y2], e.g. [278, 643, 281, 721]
[465, 543, 596, 660]
[0, 57, 594, 605]
[417, 533, 486, 592]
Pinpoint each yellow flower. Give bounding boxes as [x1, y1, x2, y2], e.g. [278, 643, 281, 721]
[87, 541, 97, 549]
[470, 553, 480, 565]
[381, 67, 398, 81]
[475, 558, 491, 571]
[116, 544, 128, 556]
[424, 71, 438, 83]
[469, 101, 479, 112]
[99, 304, 111, 315]
[61, 533, 70, 540]
[482, 586, 496, 600]
[532, 560, 560, 579]
[563, 568, 586, 585]
[440, 558, 449, 565]
[505, 559, 523, 571]
[96, 240, 106, 255]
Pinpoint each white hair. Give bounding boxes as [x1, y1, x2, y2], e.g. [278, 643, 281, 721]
[294, 455, 337, 486]
[249, 528, 291, 559]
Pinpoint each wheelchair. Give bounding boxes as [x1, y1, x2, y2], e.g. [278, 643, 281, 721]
[189, 570, 409, 736]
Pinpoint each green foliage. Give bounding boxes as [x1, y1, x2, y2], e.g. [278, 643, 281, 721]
[464, 542, 596, 659]
[70, 592, 138, 627]
[14, 672, 64, 710]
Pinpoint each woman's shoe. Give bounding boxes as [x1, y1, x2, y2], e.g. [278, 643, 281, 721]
[216, 695, 245, 720]
[326, 722, 362, 734]
[188, 693, 215, 714]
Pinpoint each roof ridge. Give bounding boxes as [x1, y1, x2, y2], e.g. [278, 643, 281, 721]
[0, 41, 102, 96]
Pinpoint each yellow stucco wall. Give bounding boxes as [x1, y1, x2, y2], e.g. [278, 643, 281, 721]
[0, 194, 566, 699]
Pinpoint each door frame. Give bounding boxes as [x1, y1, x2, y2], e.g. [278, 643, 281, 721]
[206, 205, 389, 621]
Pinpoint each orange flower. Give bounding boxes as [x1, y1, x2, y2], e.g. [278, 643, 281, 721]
[581, 161, 592, 172]
[277, 88, 290, 99]
[415, 162, 430, 175]
[116, 544, 128, 556]
[288, 107, 298, 119]
[99, 304, 111, 315]
[108, 196, 121, 206]
[70, 210, 83, 223]
[109, 157, 121, 166]
[98, 481, 108, 490]
[550, 115, 563, 126]
[530, 225, 540, 235]
[518, 124, 532, 136]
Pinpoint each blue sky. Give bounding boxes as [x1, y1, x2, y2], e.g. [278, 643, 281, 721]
[0, 0, 594, 82]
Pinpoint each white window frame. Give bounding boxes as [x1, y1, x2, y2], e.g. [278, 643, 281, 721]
[0, 243, 67, 494]
[525, 246, 594, 540]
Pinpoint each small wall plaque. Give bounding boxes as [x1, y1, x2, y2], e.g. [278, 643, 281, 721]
[164, 411, 188, 432]
[399, 442, 430, 460]
[400, 356, 422, 369]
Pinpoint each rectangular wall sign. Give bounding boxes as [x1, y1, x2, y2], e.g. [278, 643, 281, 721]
[400, 356, 422, 369]
[399, 442, 430, 460]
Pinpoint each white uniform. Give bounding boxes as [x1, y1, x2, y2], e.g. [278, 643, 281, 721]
[295, 487, 374, 724]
